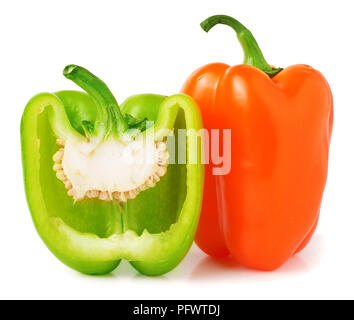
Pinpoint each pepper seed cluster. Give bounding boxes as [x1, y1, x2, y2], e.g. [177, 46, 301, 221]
[52, 138, 169, 202]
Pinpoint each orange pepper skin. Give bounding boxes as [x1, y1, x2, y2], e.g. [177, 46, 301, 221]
[182, 63, 333, 270]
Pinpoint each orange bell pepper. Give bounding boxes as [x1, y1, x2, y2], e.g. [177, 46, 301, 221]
[181, 15, 333, 270]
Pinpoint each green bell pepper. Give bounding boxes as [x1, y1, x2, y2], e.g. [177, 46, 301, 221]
[21, 65, 204, 276]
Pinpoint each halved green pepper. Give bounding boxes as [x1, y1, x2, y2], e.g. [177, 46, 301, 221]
[21, 65, 204, 276]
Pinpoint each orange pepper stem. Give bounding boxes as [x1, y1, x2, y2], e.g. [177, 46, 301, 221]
[200, 15, 283, 77]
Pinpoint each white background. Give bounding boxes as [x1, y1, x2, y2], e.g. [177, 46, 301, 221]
[0, 0, 353, 300]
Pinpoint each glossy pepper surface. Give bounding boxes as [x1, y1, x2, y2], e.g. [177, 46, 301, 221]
[21, 65, 204, 276]
[182, 15, 333, 270]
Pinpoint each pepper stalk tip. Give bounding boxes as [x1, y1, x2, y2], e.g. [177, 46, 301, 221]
[63, 64, 79, 79]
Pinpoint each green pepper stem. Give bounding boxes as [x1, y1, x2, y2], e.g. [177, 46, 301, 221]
[63, 65, 128, 138]
[200, 15, 282, 77]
